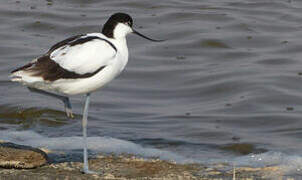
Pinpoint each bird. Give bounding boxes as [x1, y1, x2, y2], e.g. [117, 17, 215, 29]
[10, 12, 163, 174]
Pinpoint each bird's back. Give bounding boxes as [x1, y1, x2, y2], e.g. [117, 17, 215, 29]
[10, 33, 128, 95]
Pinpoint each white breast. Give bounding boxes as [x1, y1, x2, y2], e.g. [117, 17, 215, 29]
[50, 36, 129, 95]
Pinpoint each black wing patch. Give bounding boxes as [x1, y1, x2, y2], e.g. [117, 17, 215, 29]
[31, 56, 106, 81]
[47, 35, 117, 54]
[11, 34, 117, 81]
[12, 56, 106, 81]
[47, 34, 84, 54]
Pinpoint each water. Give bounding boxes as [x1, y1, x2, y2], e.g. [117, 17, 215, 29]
[1, 0, 302, 176]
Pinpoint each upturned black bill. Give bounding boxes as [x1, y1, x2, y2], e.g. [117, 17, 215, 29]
[133, 29, 164, 42]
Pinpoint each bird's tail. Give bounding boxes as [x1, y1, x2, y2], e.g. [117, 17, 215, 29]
[10, 59, 40, 83]
[10, 71, 25, 82]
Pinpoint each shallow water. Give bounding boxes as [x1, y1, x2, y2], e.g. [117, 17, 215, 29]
[1, 0, 302, 176]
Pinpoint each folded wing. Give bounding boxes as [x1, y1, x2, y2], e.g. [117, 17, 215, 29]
[11, 34, 117, 82]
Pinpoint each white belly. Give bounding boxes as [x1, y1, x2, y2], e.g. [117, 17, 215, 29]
[51, 59, 126, 95]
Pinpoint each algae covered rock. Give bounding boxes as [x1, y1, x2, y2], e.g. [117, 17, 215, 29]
[0, 142, 48, 169]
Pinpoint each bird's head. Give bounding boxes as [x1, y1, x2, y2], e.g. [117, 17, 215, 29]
[102, 13, 164, 42]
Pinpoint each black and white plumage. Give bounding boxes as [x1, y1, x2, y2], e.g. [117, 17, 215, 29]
[10, 12, 163, 174]
[11, 33, 120, 95]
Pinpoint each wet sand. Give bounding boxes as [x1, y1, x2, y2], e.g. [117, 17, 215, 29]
[0, 142, 285, 180]
[0, 155, 282, 180]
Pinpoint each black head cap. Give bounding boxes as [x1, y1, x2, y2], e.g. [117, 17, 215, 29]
[102, 13, 133, 38]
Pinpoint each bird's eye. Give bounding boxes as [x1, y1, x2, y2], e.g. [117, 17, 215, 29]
[125, 21, 132, 27]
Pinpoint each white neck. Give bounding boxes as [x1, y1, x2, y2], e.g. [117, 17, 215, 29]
[113, 23, 133, 39]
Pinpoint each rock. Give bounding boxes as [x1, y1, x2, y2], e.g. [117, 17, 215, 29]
[0, 142, 48, 169]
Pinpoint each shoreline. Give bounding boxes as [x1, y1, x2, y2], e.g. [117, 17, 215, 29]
[0, 141, 286, 179]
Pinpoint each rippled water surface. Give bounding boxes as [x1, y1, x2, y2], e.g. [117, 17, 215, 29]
[1, 0, 302, 176]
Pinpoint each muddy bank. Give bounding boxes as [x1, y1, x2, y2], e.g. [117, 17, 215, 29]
[0, 141, 288, 179]
[0, 155, 282, 180]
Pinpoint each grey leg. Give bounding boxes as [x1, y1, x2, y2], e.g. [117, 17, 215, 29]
[27, 87, 74, 118]
[82, 93, 97, 174]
